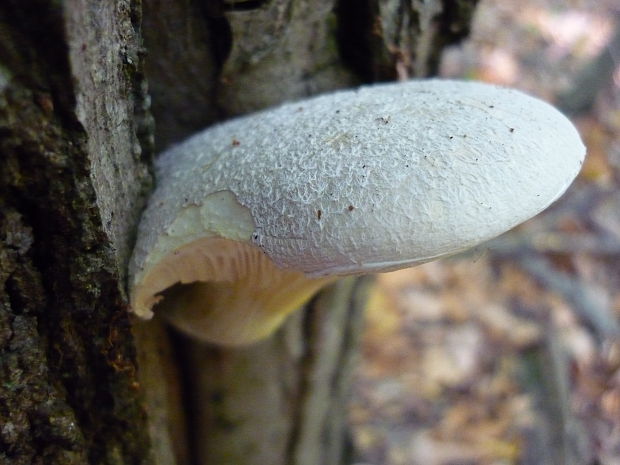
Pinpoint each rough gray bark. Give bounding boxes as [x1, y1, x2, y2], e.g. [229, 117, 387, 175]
[0, 1, 477, 464]
[0, 1, 152, 465]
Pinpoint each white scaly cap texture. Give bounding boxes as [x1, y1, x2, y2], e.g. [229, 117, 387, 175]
[129, 79, 585, 338]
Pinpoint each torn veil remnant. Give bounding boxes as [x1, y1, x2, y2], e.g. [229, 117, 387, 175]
[129, 79, 586, 346]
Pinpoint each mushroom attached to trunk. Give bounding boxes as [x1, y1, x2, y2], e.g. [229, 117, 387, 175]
[129, 79, 585, 346]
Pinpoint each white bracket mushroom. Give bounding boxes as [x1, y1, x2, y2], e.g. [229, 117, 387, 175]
[129, 79, 586, 346]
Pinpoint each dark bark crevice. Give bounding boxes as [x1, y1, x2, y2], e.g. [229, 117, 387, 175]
[430, 0, 479, 73]
[336, 0, 396, 81]
[142, 0, 224, 150]
[336, 0, 479, 81]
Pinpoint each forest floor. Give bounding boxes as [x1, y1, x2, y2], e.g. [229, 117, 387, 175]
[350, 1, 620, 464]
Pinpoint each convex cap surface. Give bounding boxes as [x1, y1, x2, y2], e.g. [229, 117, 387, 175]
[129, 79, 585, 344]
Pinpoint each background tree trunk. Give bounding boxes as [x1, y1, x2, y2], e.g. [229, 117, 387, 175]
[0, 1, 477, 464]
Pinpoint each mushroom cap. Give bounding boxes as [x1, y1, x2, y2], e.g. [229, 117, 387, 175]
[129, 79, 585, 327]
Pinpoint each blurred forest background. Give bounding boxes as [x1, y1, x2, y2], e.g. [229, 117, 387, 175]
[349, 0, 620, 464]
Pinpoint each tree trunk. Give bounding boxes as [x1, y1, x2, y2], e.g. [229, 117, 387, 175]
[0, 2, 152, 464]
[0, 1, 477, 464]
